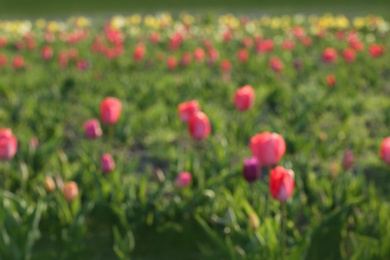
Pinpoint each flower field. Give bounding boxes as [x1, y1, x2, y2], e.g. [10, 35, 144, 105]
[0, 13, 390, 259]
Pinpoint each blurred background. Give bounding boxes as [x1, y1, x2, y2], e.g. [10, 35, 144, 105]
[1, 0, 390, 18]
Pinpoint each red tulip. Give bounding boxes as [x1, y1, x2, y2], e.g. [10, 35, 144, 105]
[133, 44, 146, 61]
[250, 132, 286, 167]
[149, 32, 160, 44]
[101, 153, 115, 173]
[342, 150, 354, 170]
[194, 47, 205, 62]
[326, 75, 336, 87]
[188, 111, 211, 141]
[233, 85, 255, 111]
[380, 137, 390, 165]
[181, 52, 192, 67]
[29, 136, 39, 151]
[369, 44, 385, 57]
[63, 181, 79, 202]
[237, 49, 248, 63]
[300, 36, 312, 47]
[207, 48, 219, 65]
[41, 45, 53, 60]
[322, 47, 338, 63]
[282, 40, 295, 51]
[0, 128, 18, 160]
[178, 100, 200, 123]
[76, 60, 89, 71]
[256, 39, 274, 53]
[12, 56, 25, 69]
[241, 36, 253, 48]
[175, 172, 192, 188]
[269, 166, 294, 202]
[84, 119, 102, 139]
[342, 48, 356, 63]
[348, 39, 364, 52]
[100, 97, 122, 125]
[167, 56, 178, 70]
[220, 59, 232, 72]
[292, 26, 305, 39]
[269, 57, 283, 72]
[0, 36, 7, 47]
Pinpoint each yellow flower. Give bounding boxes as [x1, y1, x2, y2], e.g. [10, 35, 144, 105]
[353, 17, 365, 29]
[35, 18, 46, 29]
[76, 16, 90, 28]
[47, 21, 59, 32]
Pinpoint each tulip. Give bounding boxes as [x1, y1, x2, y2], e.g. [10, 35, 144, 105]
[207, 48, 219, 65]
[44, 176, 56, 192]
[369, 44, 385, 57]
[178, 100, 200, 123]
[29, 136, 39, 151]
[194, 47, 205, 62]
[282, 40, 294, 51]
[101, 153, 115, 173]
[0, 128, 18, 161]
[322, 47, 338, 63]
[233, 85, 255, 111]
[63, 181, 79, 202]
[326, 75, 336, 87]
[342, 150, 354, 170]
[175, 172, 192, 188]
[188, 111, 211, 141]
[243, 157, 261, 183]
[133, 44, 146, 61]
[76, 60, 89, 71]
[220, 59, 232, 72]
[84, 119, 102, 139]
[41, 45, 53, 60]
[250, 132, 286, 167]
[237, 49, 248, 63]
[167, 56, 178, 70]
[269, 56, 283, 72]
[342, 48, 356, 63]
[269, 166, 294, 202]
[256, 39, 274, 53]
[380, 137, 390, 165]
[294, 58, 302, 70]
[12, 56, 25, 69]
[181, 52, 192, 67]
[100, 97, 122, 125]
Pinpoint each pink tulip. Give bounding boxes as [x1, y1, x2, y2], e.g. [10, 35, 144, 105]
[233, 85, 255, 111]
[178, 100, 200, 123]
[188, 111, 211, 141]
[0, 128, 18, 160]
[84, 119, 102, 139]
[380, 137, 390, 165]
[100, 97, 122, 125]
[101, 153, 115, 173]
[175, 172, 192, 188]
[342, 150, 354, 170]
[250, 132, 286, 167]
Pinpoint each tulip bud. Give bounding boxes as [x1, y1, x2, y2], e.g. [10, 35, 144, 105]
[233, 85, 255, 111]
[63, 181, 79, 202]
[250, 132, 286, 167]
[188, 111, 211, 141]
[101, 153, 115, 173]
[0, 128, 18, 161]
[178, 100, 200, 123]
[342, 150, 354, 170]
[100, 97, 122, 125]
[44, 176, 56, 192]
[269, 166, 294, 202]
[84, 119, 102, 139]
[248, 213, 260, 230]
[175, 172, 192, 188]
[29, 136, 39, 151]
[243, 157, 260, 183]
[380, 137, 390, 165]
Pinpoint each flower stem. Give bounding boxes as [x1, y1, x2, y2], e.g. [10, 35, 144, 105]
[280, 202, 287, 260]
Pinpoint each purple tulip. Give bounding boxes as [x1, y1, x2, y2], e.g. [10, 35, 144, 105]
[243, 157, 260, 183]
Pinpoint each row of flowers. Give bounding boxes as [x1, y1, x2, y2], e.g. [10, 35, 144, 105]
[2, 84, 390, 203]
